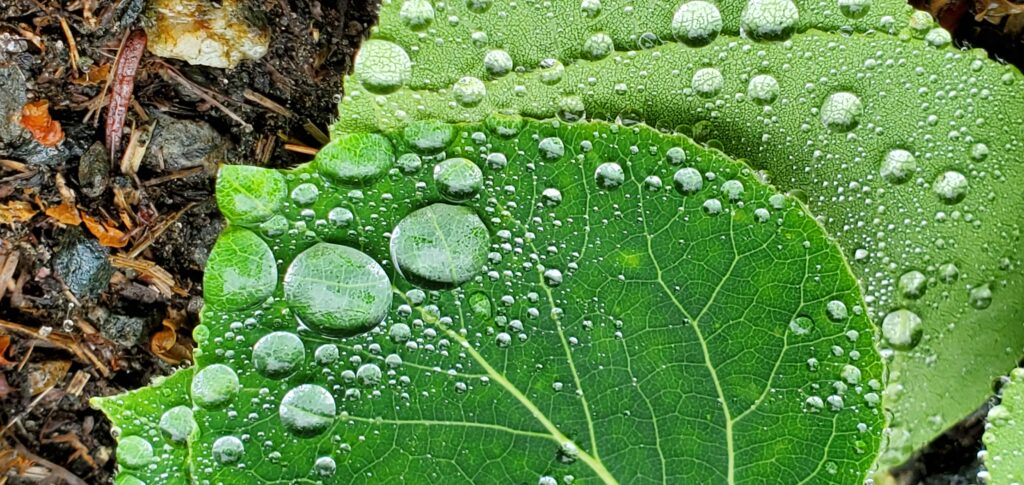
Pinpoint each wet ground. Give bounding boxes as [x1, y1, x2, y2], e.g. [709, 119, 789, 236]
[0, 0, 1020, 482]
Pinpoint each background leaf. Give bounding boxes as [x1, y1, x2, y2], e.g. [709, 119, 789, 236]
[336, 0, 1024, 468]
[984, 368, 1024, 485]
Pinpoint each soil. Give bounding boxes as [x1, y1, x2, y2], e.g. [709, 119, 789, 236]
[0, 0, 1018, 483]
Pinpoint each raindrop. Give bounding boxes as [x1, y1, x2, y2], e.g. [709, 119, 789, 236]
[673, 167, 703, 194]
[452, 76, 486, 106]
[400, 0, 435, 30]
[671, 1, 723, 47]
[838, 0, 871, 18]
[826, 300, 848, 321]
[882, 309, 923, 350]
[314, 456, 337, 477]
[820, 92, 863, 132]
[969, 284, 992, 309]
[933, 171, 968, 204]
[279, 384, 336, 437]
[391, 203, 490, 286]
[666, 146, 687, 165]
[747, 74, 779, 105]
[542, 188, 563, 206]
[212, 436, 244, 464]
[879, 149, 917, 184]
[159, 406, 196, 445]
[357, 363, 383, 385]
[252, 331, 305, 379]
[316, 133, 395, 185]
[740, 0, 799, 42]
[192, 364, 240, 409]
[117, 436, 155, 468]
[584, 32, 614, 60]
[898, 271, 926, 299]
[354, 40, 412, 94]
[539, 137, 566, 160]
[594, 162, 625, 189]
[434, 158, 483, 201]
[692, 67, 724, 98]
[484, 50, 513, 77]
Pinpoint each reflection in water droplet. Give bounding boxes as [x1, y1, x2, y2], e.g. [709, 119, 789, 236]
[354, 40, 412, 94]
[882, 309, 923, 350]
[192, 364, 240, 409]
[542, 188, 563, 206]
[391, 203, 490, 286]
[315, 344, 339, 364]
[692, 67, 723, 98]
[279, 384, 336, 437]
[879, 149, 917, 184]
[212, 436, 244, 464]
[252, 331, 305, 379]
[581, 0, 601, 17]
[290, 183, 319, 206]
[673, 167, 703, 194]
[357, 363, 383, 385]
[404, 120, 455, 154]
[721, 180, 744, 201]
[284, 243, 392, 337]
[594, 162, 625, 189]
[933, 171, 968, 204]
[746, 74, 779, 105]
[671, 1, 723, 47]
[740, 0, 799, 42]
[315, 133, 395, 185]
[434, 158, 483, 201]
[820, 92, 863, 132]
[666, 146, 687, 165]
[159, 406, 196, 444]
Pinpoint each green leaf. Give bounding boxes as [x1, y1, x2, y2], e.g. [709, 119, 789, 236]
[90, 368, 195, 485]
[985, 368, 1024, 485]
[336, 0, 1024, 469]
[203, 226, 278, 311]
[215, 165, 288, 225]
[181, 118, 881, 483]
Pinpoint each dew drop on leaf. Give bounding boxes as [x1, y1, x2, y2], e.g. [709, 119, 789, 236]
[879, 149, 917, 184]
[898, 270, 927, 299]
[192, 364, 240, 409]
[837, 0, 871, 18]
[933, 171, 968, 204]
[212, 436, 244, 464]
[882, 309, 923, 350]
[279, 384, 336, 437]
[673, 167, 703, 194]
[159, 405, 195, 444]
[740, 0, 799, 42]
[314, 456, 337, 477]
[315, 133, 395, 185]
[452, 76, 487, 106]
[117, 436, 155, 468]
[203, 227, 277, 311]
[284, 243, 392, 337]
[671, 1, 723, 47]
[583, 32, 614, 60]
[354, 40, 412, 94]
[404, 120, 455, 154]
[820, 92, 863, 132]
[391, 203, 489, 286]
[434, 157, 483, 201]
[691, 67, 723, 98]
[594, 162, 625, 189]
[400, 0, 435, 30]
[538, 137, 565, 160]
[747, 74, 779, 105]
[252, 331, 305, 379]
[483, 49, 513, 77]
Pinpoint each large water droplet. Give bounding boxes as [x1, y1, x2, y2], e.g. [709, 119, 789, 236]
[400, 0, 435, 30]
[740, 0, 799, 42]
[204, 227, 277, 311]
[933, 171, 968, 204]
[279, 384, 336, 437]
[452, 76, 486, 106]
[747, 74, 779, 105]
[692, 67, 723, 98]
[192, 364, 240, 409]
[316, 133, 395, 185]
[117, 436, 155, 468]
[538, 137, 566, 160]
[404, 120, 455, 154]
[671, 1, 723, 47]
[820, 92, 863, 132]
[391, 203, 489, 286]
[483, 50, 513, 77]
[838, 0, 871, 18]
[159, 406, 196, 444]
[212, 436, 244, 464]
[354, 40, 412, 94]
[215, 165, 287, 224]
[583, 32, 614, 60]
[879, 149, 917, 184]
[969, 284, 992, 309]
[673, 167, 703, 194]
[594, 162, 625, 189]
[882, 309, 923, 350]
[284, 243, 392, 337]
[252, 331, 305, 379]
[434, 158, 483, 201]
[898, 270, 926, 299]
[314, 456, 337, 477]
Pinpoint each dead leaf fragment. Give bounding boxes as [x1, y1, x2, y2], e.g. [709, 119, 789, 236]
[26, 360, 71, 395]
[0, 335, 15, 366]
[20, 100, 65, 147]
[81, 213, 130, 248]
[0, 201, 37, 225]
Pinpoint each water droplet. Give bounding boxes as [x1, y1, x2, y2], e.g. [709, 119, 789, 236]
[841, 364, 862, 384]
[671, 1, 723, 47]
[215, 165, 287, 224]
[483, 50, 513, 77]
[328, 207, 354, 226]
[933, 171, 968, 204]
[882, 309, 923, 350]
[117, 436, 155, 468]
[673, 167, 703, 194]
[747, 74, 779, 105]
[879, 149, 917, 184]
[404, 120, 455, 154]
[539, 58, 565, 85]
[391, 203, 489, 286]
[703, 198, 723, 214]
[159, 406, 196, 444]
[314, 456, 337, 477]
[898, 270, 926, 299]
[542, 188, 563, 206]
[740, 0, 799, 42]
[400, 0, 434, 29]
[924, 28, 951, 47]
[279, 384, 336, 437]
[970, 143, 989, 161]
[354, 40, 412, 94]
[581, 0, 601, 17]
[820, 92, 863, 132]
[721, 180, 744, 201]
[284, 243, 393, 337]
[496, 332, 512, 347]
[357, 363, 383, 385]
[692, 67, 723, 98]
[252, 331, 305, 379]
[969, 284, 992, 309]
[212, 436, 244, 464]
[583, 32, 614, 60]
[539, 137, 566, 160]
[192, 364, 240, 409]
[316, 133, 395, 185]
[204, 227, 277, 311]
[645, 175, 664, 190]
[467, 0, 492, 13]
[594, 162, 625, 189]
[452, 76, 486, 106]
[544, 269, 564, 287]
[826, 300, 848, 321]
[485, 113, 525, 138]
[315, 344, 339, 364]
[838, 0, 870, 18]
[666, 146, 687, 165]
[939, 262, 959, 283]
[434, 158, 483, 201]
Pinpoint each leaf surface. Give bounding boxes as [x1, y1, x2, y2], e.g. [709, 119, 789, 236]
[985, 368, 1024, 485]
[337, 0, 1024, 467]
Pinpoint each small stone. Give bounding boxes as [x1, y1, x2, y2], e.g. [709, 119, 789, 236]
[99, 314, 150, 347]
[143, 113, 227, 171]
[53, 228, 113, 299]
[78, 142, 111, 198]
[144, 0, 270, 69]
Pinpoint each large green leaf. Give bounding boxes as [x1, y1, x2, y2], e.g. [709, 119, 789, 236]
[984, 368, 1024, 485]
[181, 119, 880, 483]
[90, 368, 195, 485]
[337, 0, 1024, 469]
